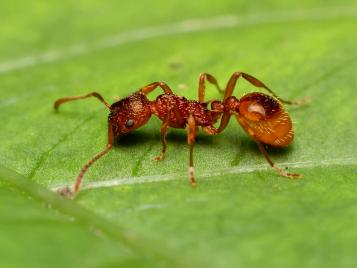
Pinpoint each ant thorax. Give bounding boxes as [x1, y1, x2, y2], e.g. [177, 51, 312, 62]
[151, 94, 221, 129]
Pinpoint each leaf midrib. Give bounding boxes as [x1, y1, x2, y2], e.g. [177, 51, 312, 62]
[0, 165, 204, 268]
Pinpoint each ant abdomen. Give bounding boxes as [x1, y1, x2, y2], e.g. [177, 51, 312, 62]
[236, 92, 294, 147]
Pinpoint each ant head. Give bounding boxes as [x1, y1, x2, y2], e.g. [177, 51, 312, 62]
[109, 92, 152, 136]
[237, 92, 281, 121]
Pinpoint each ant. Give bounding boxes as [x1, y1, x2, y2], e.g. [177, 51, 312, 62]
[54, 72, 307, 197]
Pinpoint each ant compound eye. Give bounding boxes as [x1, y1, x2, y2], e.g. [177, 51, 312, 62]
[125, 119, 135, 128]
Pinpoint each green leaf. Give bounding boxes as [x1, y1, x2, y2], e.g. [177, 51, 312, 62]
[0, 1, 356, 267]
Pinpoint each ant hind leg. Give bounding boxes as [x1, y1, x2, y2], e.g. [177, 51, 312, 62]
[256, 141, 302, 179]
[224, 72, 308, 105]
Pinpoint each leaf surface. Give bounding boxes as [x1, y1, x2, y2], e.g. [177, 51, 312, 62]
[0, 1, 356, 267]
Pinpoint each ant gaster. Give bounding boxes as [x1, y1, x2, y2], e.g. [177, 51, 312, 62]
[54, 72, 307, 197]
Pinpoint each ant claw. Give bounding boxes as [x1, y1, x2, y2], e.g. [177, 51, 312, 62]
[189, 167, 197, 186]
[56, 186, 74, 198]
[288, 173, 303, 179]
[153, 154, 164, 162]
[295, 96, 311, 106]
[284, 171, 303, 180]
[273, 165, 302, 180]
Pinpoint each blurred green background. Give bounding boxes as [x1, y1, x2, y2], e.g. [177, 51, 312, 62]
[0, 1, 357, 267]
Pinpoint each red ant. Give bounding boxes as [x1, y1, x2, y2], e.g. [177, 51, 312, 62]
[54, 72, 307, 197]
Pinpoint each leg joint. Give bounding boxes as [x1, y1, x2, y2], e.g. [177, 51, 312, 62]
[232, 71, 242, 78]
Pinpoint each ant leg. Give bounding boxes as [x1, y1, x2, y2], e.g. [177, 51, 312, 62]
[139, 82, 173, 95]
[198, 73, 224, 102]
[154, 110, 172, 161]
[187, 113, 198, 186]
[54, 92, 111, 110]
[217, 112, 231, 132]
[57, 122, 114, 198]
[202, 112, 232, 135]
[224, 72, 308, 105]
[256, 141, 302, 179]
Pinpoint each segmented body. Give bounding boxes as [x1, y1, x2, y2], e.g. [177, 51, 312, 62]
[109, 91, 293, 147]
[53, 71, 304, 196]
[151, 94, 220, 128]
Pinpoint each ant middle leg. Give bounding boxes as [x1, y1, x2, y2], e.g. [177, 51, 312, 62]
[187, 113, 198, 186]
[54, 92, 111, 110]
[224, 72, 308, 105]
[256, 141, 302, 179]
[198, 73, 224, 103]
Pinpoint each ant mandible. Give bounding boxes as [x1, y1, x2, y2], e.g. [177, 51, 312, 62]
[54, 72, 307, 197]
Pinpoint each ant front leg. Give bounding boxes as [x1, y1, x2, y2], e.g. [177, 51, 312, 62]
[198, 73, 224, 103]
[224, 72, 308, 105]
[256, 141, 302, 179]
[54, 92, 111, 110]
[56, 122, 115, 198]
[154, 109, 172, 161]
[187, 113, 198, 186]
[139, 82, 173, 95]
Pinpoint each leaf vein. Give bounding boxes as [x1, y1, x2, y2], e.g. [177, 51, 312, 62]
[51, 157, 357, 192]
[28, 113, 96, 180]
